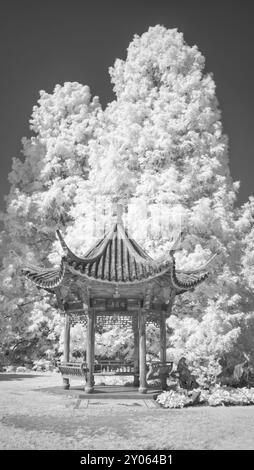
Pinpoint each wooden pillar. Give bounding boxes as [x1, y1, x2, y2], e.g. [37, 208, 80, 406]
[63, 313, 70, 389]
[132, 314, 139, 387]
[160, 312, 167, 390]
[138, 310, 147, 394]
[85, 310, 95, 393]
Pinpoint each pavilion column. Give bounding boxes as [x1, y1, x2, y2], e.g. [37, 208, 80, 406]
[63, 313, 71, 389]
[138, 310, 147, 394]
[85, 310, 95, 393]
[132, 314, 139, 387]
[159, 312, 167, 390]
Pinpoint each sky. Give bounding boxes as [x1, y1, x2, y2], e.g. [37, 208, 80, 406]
[0, 0, 254, 216]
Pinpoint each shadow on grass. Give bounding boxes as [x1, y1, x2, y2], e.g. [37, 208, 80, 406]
[34, 385, 161, 401]
[0, 374, 43, 381]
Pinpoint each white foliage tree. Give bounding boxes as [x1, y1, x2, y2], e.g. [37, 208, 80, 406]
[0, 82, 101, 363]
[1, 26, 254, 371]
[240, 197, 254, 290]
[85, 26, 253, 369]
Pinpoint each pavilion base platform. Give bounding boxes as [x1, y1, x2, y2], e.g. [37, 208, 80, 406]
[36, 384, 163, 400]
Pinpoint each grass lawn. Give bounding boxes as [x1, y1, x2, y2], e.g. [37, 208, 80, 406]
[0, 372, 254, 450]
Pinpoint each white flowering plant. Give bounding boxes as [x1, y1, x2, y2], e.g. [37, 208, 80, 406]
[157, 386, 254, 408]
[157, 390, 193, 408]
[201, 386, 254, 407]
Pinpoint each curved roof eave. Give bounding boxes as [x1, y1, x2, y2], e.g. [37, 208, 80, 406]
[20, 224, 216, 292]
[21, 259, 66, 290]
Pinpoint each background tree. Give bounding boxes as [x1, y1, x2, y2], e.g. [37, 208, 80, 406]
[0, 82, 101, 364]
[1, 26, 254, 377]
[240, 196, 254, 290]
[86, 25, 254, 373]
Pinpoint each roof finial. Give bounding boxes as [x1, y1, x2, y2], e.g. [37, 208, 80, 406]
[117, 203, 123, 224]
[113, 202, 124, 225]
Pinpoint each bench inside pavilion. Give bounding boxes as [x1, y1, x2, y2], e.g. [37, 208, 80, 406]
[21, 208, 215, 394]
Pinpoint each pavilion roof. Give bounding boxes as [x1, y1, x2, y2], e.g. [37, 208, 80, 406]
[21, 219, 216, 294]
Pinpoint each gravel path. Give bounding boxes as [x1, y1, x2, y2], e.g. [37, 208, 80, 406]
[1, 372, 254, 450]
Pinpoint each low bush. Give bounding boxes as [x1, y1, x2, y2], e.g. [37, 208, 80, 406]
[157, 386, 254, 408]
[157, 390, 193, 408]
[200, 386, 254, 406]
[32, 359, 54, 371]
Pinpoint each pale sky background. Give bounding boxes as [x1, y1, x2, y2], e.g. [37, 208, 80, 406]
[0, 0, 253, 219]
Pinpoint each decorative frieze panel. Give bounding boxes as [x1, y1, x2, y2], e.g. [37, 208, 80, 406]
[69, 312, 88, 327]
[91, 297, 142, 313]
[96, 313, 133, 329]
[69, 311, 135, 329]
[68, 308, 164, 329]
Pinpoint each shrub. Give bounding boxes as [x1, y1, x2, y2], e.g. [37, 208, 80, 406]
[157, 386, 254, 408]
[200, 386, 254, 406]
[32, 359, 54, 371]
[157, 390, 192, 408]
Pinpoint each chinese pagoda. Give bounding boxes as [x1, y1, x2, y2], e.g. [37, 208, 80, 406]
[21, 207, 215, 394]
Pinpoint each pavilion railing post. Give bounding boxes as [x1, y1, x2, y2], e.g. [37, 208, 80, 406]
[159, 312, 167, 390]
[132, 314, 139, 387]
[85, 310, 95, 393]
[138, 309, 147, 394]
[63, 313, 70, 389]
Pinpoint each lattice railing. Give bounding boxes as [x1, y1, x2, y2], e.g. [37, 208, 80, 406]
[58, 360, 135, 377]
[58, 362, 88, 377]
[94, 360, 134, 375]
